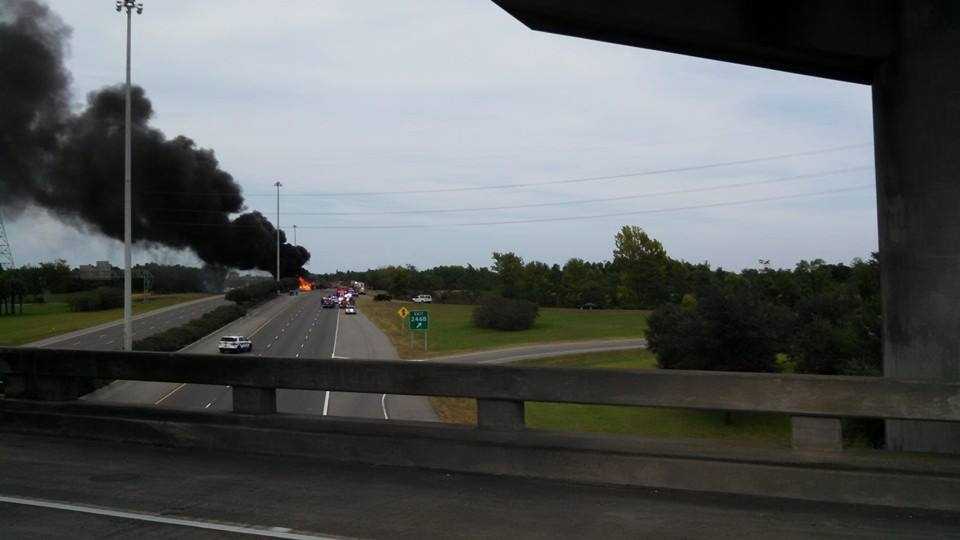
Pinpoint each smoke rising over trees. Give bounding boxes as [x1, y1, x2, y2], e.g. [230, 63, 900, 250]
[0, 0, 309, 276]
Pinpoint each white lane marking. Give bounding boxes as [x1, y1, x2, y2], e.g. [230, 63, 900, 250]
[380, 394, 389, 420]
[331, 308, 341, 358]
[105, 340, 114, 345]
[323, 309, 342, 417]
[204, 402, 213, 409]
[0, 495, 338, 540]
[154, 383, 187, 405]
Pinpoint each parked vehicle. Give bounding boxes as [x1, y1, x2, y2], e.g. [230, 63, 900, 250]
[412, 294, 433, 303]
[218, 336, 252, 354]
[345, 305, 357, 315]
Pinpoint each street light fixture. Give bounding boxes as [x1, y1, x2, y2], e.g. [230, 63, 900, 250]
[116, 0, 143, 352]
[274, 181, 282, 282]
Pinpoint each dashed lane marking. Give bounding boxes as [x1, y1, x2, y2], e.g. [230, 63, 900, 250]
[154, 383, 187, 405]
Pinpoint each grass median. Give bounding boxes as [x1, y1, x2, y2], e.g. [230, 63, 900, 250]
[358, 297, 649, 359]
[431, 349, 792, 448]
[0, 293, 213, 346]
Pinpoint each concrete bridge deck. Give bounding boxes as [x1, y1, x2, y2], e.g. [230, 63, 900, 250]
[3, 433, 958, 539]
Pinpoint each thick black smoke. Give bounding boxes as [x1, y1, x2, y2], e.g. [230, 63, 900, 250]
[0, 0, 309, 277]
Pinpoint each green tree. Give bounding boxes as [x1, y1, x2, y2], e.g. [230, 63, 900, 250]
[520, 261, 552, 305]
[647, 282, 792, 372]
[613, 226, 670, 308]
[492, 252, 524, 298]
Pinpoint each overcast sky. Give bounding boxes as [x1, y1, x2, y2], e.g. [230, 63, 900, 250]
[6, 0, 877, 274]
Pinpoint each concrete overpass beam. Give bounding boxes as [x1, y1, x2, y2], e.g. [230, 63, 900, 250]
[492, 0, 893, 84]
[477, 399, 526, 431]
[874, 1, 960, 453]
[232, 386, 276, 415]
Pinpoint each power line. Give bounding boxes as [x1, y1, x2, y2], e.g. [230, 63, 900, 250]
[148, 166, 871, 217]
[152, 165, 873, 217]
[141, 142, 871, 198]
[154, 184, 872, 231]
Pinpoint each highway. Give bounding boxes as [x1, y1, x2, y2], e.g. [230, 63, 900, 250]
[27, 295, 230, 350]
[87, 290, 437, 421]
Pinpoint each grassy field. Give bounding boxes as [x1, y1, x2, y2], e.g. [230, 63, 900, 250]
[0, 293, 213, 346]
[431, 349, 792, 448]
[358, 297, 649, 359]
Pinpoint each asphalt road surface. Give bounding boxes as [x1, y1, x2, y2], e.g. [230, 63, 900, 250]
[87, 290, 437, 422]
[27, 295, 230, 351]
[427, 338, 648, 365]
[4, 433, 959, 539]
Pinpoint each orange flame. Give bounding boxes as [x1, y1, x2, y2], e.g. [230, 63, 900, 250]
[298, 276, 313, 292]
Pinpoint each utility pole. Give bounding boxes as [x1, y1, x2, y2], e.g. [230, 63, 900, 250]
[117, 0, 143, 352]
[0, 208, 14, 270]
[293, 224, 297, 247]
[274, 181, 282, 282]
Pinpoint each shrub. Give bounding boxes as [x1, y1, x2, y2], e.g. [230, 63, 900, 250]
[647, 284, 792, 373]
[472, 295, 539, 331]
[135, 304, 247, 352]
[374, 293, 392, 302]
[225, 280, 276, 307]
[437, 290, 478, 305]
[67, 287, 123, 312]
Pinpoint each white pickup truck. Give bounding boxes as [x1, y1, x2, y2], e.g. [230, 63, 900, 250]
[218, 335, 252, 354]
[411, 294, 433, 303]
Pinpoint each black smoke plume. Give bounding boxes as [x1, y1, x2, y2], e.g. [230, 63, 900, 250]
[0, 0, 309, 277]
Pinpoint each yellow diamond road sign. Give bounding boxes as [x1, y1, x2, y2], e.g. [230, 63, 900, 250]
[397, 307, 409, 319]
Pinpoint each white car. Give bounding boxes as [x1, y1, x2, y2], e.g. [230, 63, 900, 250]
[218, 335, 252, 354]
[412, 294, 432, 303]
[345, 306, 357, 315]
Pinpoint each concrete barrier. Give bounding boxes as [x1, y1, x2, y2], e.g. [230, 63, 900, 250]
[2, 346, 960, 511]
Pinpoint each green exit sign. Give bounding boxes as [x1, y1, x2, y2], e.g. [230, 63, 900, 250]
[409, 310, 429, 330]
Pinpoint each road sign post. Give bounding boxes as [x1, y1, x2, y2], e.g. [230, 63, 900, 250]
[397, 306, 409, 333]
[409, 310, 429, 352]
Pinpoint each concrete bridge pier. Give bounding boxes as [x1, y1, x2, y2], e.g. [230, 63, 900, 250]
[874, 2, 960, 453]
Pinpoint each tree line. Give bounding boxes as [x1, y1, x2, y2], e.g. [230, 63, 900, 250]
[0, 260, 230, 298]
[320, 225, 882, 377]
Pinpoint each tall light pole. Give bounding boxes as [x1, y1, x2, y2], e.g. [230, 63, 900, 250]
[274, 181, 282, 282]
[117, 0, 143, 352]
[293, 224, 297, 247]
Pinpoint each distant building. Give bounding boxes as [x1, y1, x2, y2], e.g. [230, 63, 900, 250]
[78, 261, 115, 281]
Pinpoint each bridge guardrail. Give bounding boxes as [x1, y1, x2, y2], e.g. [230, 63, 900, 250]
[2, 347, 959, 451]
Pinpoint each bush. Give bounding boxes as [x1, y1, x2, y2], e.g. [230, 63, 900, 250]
[374, 293, 392, 302]
[437, 290, 479, 305]
[472, 295, 539, 331]
[647, 285, 792, 373]
[135, 304, 247, 352]
[67, 287, 123, 312]
[225, 280, 277, 307]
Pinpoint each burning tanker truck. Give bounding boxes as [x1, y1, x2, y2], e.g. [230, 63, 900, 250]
[0, 0, 310, 279]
